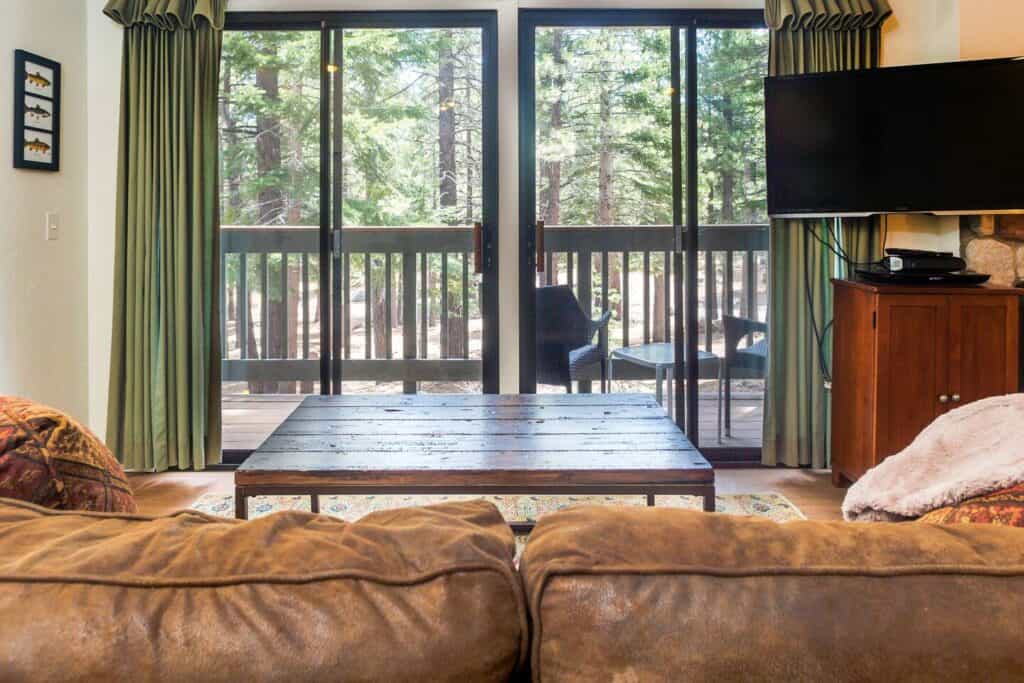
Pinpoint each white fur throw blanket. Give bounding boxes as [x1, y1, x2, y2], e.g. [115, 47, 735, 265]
[842, 394, 1024, 522]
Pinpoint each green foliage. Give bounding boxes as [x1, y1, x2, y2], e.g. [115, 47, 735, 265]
[220, 26, 767, 230]
[220, 31, 321, 227]
[697, 29, 769, 224]
[218, 27, 767, 319]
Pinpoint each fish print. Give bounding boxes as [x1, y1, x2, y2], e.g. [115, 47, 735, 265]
[26, 71, 51, 89]
[25, 138, 50, 154]
[25, 104, 50, 119]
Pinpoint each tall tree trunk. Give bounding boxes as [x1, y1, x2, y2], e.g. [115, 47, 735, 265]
[465, 126, 474, 224]
[220, 64, 240, 330]
[597, 82, 621, 319]
[438, 32, 458, 224]
[245, 289, 269, 394]
[251, 47, 282, 394]
[438, 32, 463, 357]
[255, 56, 283, 226]
[220, 61, 243, 216]
[541, 29, 564, 227]
[720, 95, 735, 223]
[278, 80, 308, 395]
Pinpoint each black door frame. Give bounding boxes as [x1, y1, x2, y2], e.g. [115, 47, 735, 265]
[226, 11, 501, 394]
[517, 9, 765, 453]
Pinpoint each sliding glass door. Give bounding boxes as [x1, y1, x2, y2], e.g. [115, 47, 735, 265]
[218, 12, 499, 453]
[329, 18, 498, 394]
[519, 10, 767, 459]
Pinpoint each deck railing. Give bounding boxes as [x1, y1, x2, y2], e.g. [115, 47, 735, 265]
[220, 224, 768, 391]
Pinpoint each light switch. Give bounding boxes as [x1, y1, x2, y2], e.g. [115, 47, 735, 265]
[45, 211, 59, 241]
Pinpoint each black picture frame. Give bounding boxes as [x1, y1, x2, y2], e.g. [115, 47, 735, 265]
[13, 49, 61, 172]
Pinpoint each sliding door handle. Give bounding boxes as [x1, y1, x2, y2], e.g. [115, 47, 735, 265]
[332, 228, 342, 258]
[473, 221, 483, 275]
[536, 220, 545, 273]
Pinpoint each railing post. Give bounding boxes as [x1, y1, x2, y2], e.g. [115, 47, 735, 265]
[363, 254, 372, 360]
[622, 251, 630, 349]
[440, 252, 449, 360]
[402, 251, 417, 393]
[703, 250, 713, 352]
[746, 249, 757, 345]
[280, 253, 289, 360]
[384, 253, 393, 360]
[220, 251, 227, 359]
[419, 253, 428, 359]
[663, 250, 672, 342]
[302, 253, 310, 360]
[239, 252, 248, 360]
[643, 251, 651, 345]
[724, 250, 734, 320]
[260, 253, 269, 362]
[578, 248, 593, 394]
[462, 252, 470, 360]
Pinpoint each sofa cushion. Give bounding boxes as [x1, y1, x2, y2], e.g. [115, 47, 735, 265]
[520, 505, 1024, 682]
[0, 498, 528, 682]
[918, 482, 1024, 526]
[0, 396, 135, 512]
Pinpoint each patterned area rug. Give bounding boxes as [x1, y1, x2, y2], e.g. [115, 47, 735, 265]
[191, 492, 805, 524]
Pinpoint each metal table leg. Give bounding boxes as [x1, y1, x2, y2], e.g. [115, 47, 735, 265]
[655, 365, 664, 408]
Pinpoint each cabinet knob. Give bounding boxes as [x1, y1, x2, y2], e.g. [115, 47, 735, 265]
[939, 394, 950, 404]
[952, 394, 961, 403]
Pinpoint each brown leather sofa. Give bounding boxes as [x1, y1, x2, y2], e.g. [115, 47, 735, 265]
[2, 498, 1024, 682]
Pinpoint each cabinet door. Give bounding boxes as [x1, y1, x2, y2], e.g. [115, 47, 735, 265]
[875, 295, 948, 461]
[948, 295, 1019, 407]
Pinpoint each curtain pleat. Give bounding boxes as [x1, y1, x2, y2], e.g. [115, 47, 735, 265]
[105, 1, 223, 472]
[761, 2, 889, 468]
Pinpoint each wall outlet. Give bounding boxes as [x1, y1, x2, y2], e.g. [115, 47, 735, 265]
[45, 211, 59, 241]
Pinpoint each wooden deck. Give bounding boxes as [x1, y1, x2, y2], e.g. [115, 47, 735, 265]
[223, 393, 763, 453]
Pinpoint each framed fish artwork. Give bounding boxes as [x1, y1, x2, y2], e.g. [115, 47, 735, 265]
[14, 50, 60, 171]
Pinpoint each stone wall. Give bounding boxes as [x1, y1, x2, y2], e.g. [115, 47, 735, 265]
[961, 216, 1024, 287]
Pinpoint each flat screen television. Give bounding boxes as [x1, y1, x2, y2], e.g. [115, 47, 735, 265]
[765, 57, 1024, 217]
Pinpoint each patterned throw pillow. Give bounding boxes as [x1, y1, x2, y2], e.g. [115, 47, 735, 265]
[918, 483, 1024, 527]
[0, 396, 136, 513]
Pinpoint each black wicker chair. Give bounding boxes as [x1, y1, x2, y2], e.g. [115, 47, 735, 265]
[536, 285, 612, 393]
[718, 315, 768, 439]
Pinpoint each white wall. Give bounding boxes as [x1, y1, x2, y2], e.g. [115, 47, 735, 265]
[959, 0, 1024, 59]
[86, 0, 123, 435]
[0, 0, 89, 419]
[882, 0, 959, 67]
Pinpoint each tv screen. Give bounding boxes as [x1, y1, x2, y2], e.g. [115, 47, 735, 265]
[765, 57, 1024, 217]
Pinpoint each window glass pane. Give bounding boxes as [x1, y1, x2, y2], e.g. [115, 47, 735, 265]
[536, 27, 672, 227]
[339, 28, 485, 394]
[221, 31, 321, 227]
[695, 27, 768, 451]
[219, 30, 322, 447]
[342, 28, 483, 227]
[697, 28, 769, 225]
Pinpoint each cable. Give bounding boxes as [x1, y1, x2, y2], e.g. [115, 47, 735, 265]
[803, 224, 833, 383]
[804, 216, 889, 386]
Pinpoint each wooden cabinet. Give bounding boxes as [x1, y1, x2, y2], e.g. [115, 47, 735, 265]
[831, 280, 1020, 486]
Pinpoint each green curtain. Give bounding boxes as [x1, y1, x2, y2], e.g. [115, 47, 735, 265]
[762, 0, 891, 468]
[105, 0, 227, 472]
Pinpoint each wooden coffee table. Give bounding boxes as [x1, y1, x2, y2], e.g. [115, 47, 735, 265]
[235, 394, 715, 531]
